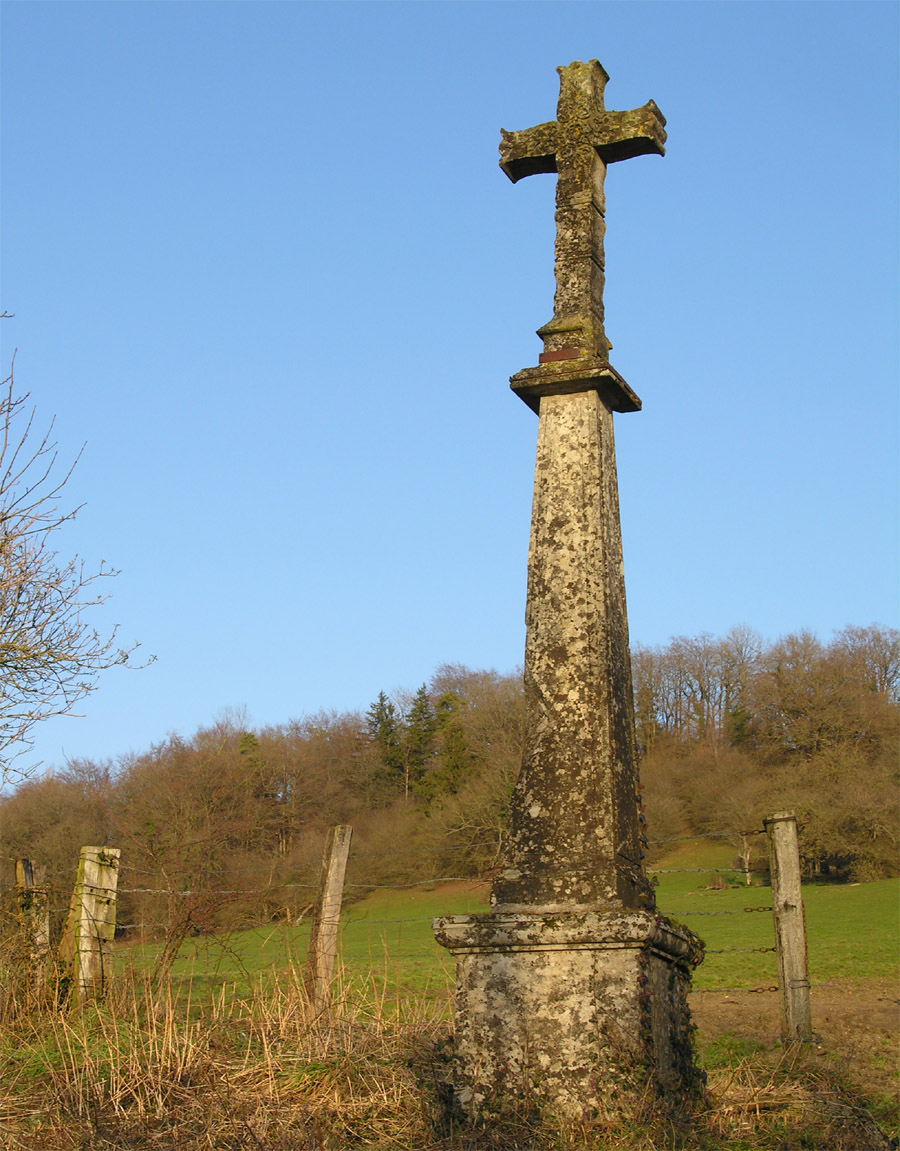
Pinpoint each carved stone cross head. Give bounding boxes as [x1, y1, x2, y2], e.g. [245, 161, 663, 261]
[500, 60, 665, 366]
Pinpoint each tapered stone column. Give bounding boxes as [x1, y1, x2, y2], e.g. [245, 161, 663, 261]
[493, 385, 645, 912]
[434, 61, 703, 1122]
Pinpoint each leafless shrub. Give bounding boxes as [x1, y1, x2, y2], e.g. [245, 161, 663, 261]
[0, 352, 145, 785]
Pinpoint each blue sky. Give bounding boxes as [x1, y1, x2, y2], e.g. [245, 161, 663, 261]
[1, 1, 897, 774]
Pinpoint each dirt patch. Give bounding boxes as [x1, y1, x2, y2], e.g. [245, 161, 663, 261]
[690, 977, 899, 1049]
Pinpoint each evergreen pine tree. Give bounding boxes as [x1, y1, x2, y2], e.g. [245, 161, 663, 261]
[415, 689, 474, 802]
[366, 690, 404, 787]
[403, 684, 436, 791]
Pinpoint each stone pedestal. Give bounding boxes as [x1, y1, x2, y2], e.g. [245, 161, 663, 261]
[433, 909, 704, 1120]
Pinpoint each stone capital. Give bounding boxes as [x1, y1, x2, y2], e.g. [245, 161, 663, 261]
[434, 908, 703, 968]
[509, 356, 641, 414]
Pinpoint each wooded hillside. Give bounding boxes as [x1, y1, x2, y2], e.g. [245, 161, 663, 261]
[1, 624, 896, 939]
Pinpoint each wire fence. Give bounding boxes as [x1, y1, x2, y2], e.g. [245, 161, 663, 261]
[3, 826, 794, 1000]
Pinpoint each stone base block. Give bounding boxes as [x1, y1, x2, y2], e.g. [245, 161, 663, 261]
[433, 908, 704, 1121]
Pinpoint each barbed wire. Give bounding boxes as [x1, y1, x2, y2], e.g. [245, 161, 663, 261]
[646, 829, 767, 845]
[5, 844, 778, 902]
[705, 946, 776, 955]
[647, 867, 763, 875]
[112, 840, 505, 879]
[350, 840, 502, 862]
[106, 915, 781, 943]
[1, 866, 772, 901]
[344, 914, 456, 926]
[117, 885, 320, 896]
[338, 950, 453, 961]
[115, 874, 487, 896]
[10, 827, 777, 885]
[116, 864, 320, 879]
[112, 869, 771, 898]
[346, 876, 483, 890]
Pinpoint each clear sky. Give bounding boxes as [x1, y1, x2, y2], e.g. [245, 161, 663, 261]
[1, 1, 897, 775]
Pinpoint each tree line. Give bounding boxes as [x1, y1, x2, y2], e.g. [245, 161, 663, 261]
[633, 624, 898, 882]
[0, 625, 896, 945]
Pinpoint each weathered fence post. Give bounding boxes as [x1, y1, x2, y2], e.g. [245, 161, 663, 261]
[765, 812, 812, 1042]
[304, 824, 352, 1014]
[739, 834, 752, 885]
[14, 858, 51, 1006]
[15, 858, 51, 960]
[57, 846, 121, 1007]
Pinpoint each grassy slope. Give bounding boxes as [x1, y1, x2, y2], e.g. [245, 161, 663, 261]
[652, 841, 900, 987]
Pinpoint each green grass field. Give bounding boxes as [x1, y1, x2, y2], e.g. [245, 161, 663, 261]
[652, 841, 900, 987]
[116, 840, 900, 1000]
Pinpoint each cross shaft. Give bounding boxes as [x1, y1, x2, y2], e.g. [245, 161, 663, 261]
[500, 60, 665, 368]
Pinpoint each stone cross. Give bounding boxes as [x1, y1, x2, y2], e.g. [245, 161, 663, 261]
[491, 60, 664, 912]
[500, 59, 665, 366]
[433, 62, 702, 1122]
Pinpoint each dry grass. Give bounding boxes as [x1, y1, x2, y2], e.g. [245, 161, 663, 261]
[0, 962, 895, 1150]
[0, 963, 446, 1149]
[703, 1045, 896, 1151]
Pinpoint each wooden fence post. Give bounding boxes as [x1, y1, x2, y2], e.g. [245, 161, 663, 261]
[739, 834, 752, 885]
[14, 858, 51, 1007]
[764, 812, 812, 1042]
[57, 846, 120, 1007]
[15, 858, 51, 961]
[305, 825, 353, 1014]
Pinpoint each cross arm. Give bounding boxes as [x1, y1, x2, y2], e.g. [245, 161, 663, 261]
[499, 121, 560, 183]
[593, 100, 667, 163]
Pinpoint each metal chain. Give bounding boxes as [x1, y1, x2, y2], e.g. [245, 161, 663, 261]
[690, 985, 779, 995]
[676, 906, 772, 916]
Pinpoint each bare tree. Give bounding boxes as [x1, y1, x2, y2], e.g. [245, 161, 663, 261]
[0, 352, 143, 783]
